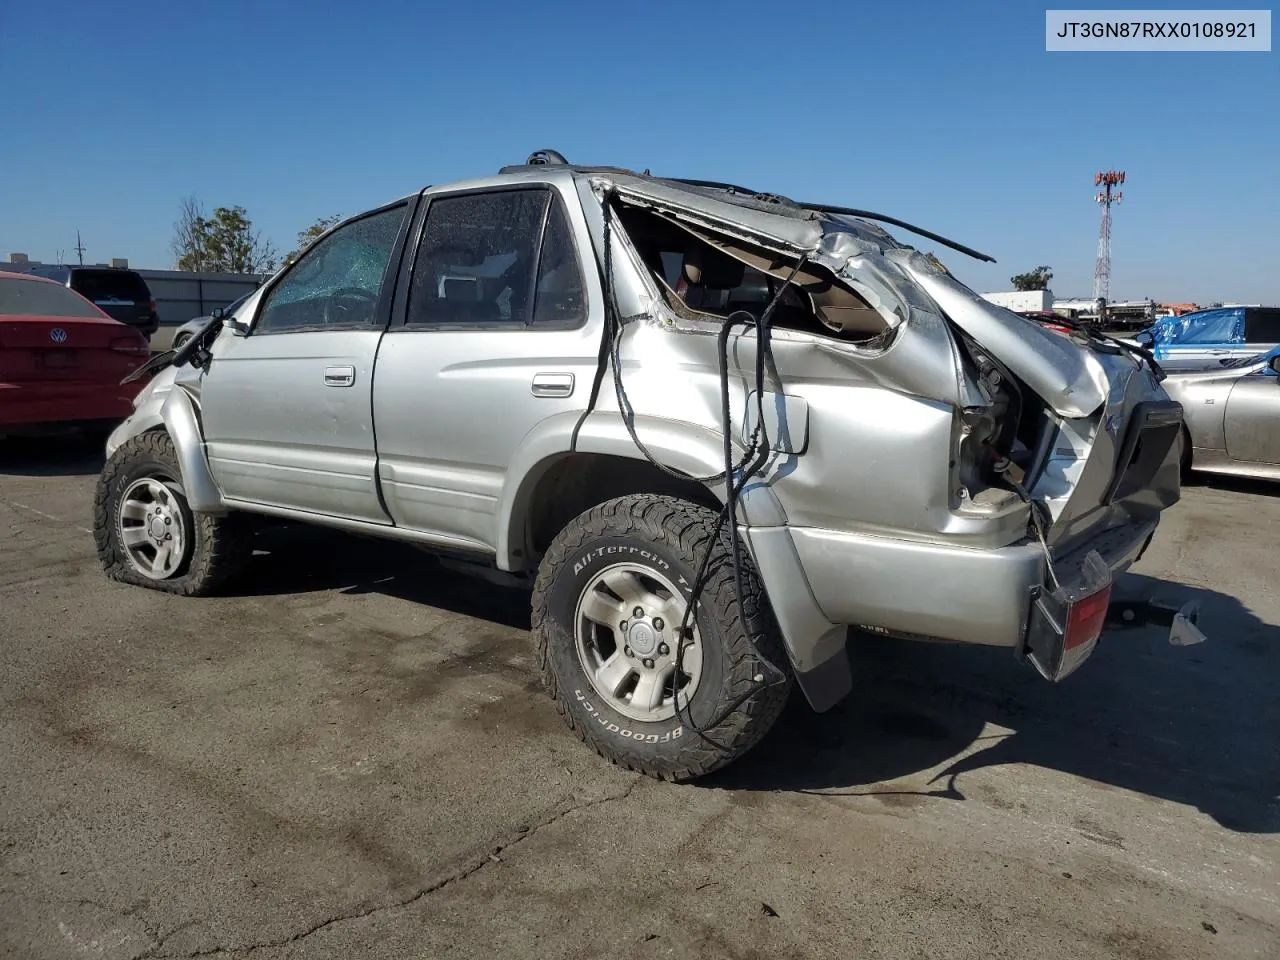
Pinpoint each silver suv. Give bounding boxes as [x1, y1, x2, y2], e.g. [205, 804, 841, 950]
[95, 152, 1196, 780]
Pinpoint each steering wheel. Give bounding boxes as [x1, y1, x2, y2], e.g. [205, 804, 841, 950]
[323, 286, 378, 324]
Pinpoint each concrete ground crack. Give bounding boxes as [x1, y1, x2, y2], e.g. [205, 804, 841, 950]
[147, 777, 641, 959]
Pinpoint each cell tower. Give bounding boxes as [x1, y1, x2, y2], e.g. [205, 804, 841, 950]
[1092, 170, 1125, 301]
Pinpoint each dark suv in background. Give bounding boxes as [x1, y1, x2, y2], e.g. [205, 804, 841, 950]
[29, 265, 159, 337]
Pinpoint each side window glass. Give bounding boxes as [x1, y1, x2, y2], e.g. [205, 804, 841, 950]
[256, 206, 405, 334]
[408, 190, 549, 326]
[1178, 309, 1241, 344]
[1244, 309, 1280, 343]
[531, 196, 586, 326]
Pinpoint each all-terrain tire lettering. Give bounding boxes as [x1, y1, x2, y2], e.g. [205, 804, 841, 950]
[533, 494, 791, 781]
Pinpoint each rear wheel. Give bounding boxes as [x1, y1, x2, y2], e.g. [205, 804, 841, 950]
[94, 432, 250, 595]
[171, 331, 192, 349]
[531, 494, 791, 781]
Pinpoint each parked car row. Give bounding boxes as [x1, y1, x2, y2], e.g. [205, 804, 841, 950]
[1132, 305, 1280, 370]
[1024, 304, 1280, 484]
[27, 263, 161, 337]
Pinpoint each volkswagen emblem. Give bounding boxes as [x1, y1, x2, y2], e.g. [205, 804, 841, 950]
[49, 328, 68, 344]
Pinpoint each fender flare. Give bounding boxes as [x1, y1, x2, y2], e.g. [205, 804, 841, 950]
[495, 410, 786, 569]
[497, 410, 851, 711]
[158, 388, 226, 514]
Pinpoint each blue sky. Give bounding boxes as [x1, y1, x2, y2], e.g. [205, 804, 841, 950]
[1, 1, 1275, 303]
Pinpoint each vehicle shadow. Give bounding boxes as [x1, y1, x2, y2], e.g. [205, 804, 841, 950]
[238, 523, 531, 630]
[713, 573, 1280, 834]
[0, 433, 109, 477]
[1185, 471, 1280, 498]
[236, 526, 1278, 833]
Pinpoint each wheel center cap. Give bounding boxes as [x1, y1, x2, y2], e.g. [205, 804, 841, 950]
[627, 622, 658, 657]
[149, 516, 167, 540]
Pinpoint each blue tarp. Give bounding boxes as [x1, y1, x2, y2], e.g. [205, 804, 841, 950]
[1148, 307, 1245, 345]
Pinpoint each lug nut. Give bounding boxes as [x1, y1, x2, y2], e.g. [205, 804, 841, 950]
[164, 517, 171, 525]
[633, 606, 644, 618]
[653, 617, 664, 630]
[624, 646, 633, 658]
[642, 658, 654, 669]
[658, 643, 669, 655]
[620, 619, 629, 631]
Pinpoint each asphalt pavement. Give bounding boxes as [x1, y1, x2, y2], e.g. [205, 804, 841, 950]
[1, 436, 1277, 959]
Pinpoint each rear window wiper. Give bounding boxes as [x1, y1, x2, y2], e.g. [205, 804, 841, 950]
[796, 202, 997, 263]
[658, 177, 996, 263]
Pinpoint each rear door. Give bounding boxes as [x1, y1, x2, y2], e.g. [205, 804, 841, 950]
[201, 202, 411, 522]
[371, 183, 601, 550]
[69, 269, 154, 331]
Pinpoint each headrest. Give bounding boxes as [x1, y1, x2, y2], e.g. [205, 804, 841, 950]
[681, 245, 745, 289]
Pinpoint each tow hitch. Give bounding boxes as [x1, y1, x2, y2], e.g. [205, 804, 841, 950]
[1106, 596, 1207, 647]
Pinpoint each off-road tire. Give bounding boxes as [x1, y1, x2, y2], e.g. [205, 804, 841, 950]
[531, 494, 792, 781]
[94, 431, 250, 596]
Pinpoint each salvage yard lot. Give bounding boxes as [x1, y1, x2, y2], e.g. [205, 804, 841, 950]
[1, 439, 1277, 960]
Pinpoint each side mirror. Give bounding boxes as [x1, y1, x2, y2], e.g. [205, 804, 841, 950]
[1134, 330, 1154, 348]
[224, 316, 250, 337]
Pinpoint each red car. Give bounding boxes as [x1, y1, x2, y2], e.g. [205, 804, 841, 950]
[0, 270, 152, 436]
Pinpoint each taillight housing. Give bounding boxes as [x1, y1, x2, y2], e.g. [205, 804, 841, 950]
[110, 336, 151, 356]
[1063, 583, 1112, 651]
[1024, 549, 1114, 682]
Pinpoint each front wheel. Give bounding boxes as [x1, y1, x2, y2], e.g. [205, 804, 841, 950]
[531, 494, 791, 781]
[171, 331, 192, 349]
[94, 432, 250, 595]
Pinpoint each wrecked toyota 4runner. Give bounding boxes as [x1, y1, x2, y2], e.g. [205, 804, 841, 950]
[95, 151, 1202, 780]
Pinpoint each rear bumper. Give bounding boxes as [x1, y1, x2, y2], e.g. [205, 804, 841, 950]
[0, 381, 140, 430]
[789, 519, 1156, 649]
[747, 517, 1159, 712]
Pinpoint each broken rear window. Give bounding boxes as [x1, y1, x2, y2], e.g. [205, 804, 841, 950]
[614, 204, 889, 342]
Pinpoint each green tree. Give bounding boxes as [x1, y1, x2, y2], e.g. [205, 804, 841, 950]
[283, 214, 342, 266]
[1010, 265, 1054, 291]
[172, 198, 278, 274]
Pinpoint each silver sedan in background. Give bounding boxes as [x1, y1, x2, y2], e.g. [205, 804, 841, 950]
[1164, 346, 1280, 482]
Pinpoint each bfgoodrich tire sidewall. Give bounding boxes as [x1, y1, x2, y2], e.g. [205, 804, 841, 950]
[542, 533, 732, 756]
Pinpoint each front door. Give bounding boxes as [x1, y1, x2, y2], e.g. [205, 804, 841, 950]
[201, 203, 410, 522]
[1224, 360, 1280, 465]
[371, 184, 601, 551]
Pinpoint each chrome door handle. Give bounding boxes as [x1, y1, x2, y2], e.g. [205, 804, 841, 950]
[531, 372, 574, 398]
[324, 365, 355, 387]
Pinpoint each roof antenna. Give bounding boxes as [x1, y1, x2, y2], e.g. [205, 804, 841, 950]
[526, 149, 568, 166]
